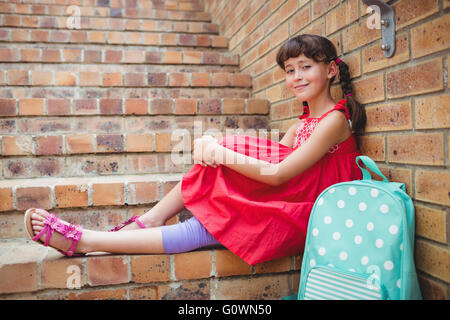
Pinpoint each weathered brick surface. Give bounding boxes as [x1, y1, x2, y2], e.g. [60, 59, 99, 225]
[1, 0, 448, 300]
[203, 0, 450, 298]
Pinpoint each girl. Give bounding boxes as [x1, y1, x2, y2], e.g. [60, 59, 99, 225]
[24, 34, 366, 265]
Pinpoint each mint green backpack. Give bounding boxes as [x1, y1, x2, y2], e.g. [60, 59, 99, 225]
[291, 156, 421, 300]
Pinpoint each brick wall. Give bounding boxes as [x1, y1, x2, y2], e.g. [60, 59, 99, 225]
[203, 0, 450, 299]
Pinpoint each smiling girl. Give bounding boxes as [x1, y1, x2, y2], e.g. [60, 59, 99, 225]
[24, 34, 366, 266]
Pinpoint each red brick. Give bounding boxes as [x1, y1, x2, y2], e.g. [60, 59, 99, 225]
[31, 71, 53, 86]
[89, 31, 106, 43]
[62, 49, 82, 62]
[8, 70, 29, 85]
[127, 181, 159, 205]
[215, 249, 252, 277]
[149, 99, 172, 114]
[0, 99, 16, 116]
[223, 98, 244, 114]
[183, 51, 201, 64]
[232, 74, 252, 87]
[92, 183, 124, 206]
[66, 134, 94, 154]
[126, 133, 154, 152]
[198, 99, 221, 114]
[96, 134, 124, 153]
[0, 263, 37, 294]
[41, 258, 84, 289]
[174, 251, 212, 280]
[147, 73, 167, 86]
[87, 256, 129, 286]
[16, 186, 52, 210]
[145, 51, 162, 63]
[169, 73, 189, 87]
[415, 170, 450, 206]
[55, 184, 88, 208]
[55, 71, 76, 86]
[2, 135, 32, 155]
[125, 99, 148, 115]
[102, 72, 123, 86]
[99, 99, 123, 114]
[22, 48, 40, 62]
[213, 73, 231, 87]
[11, 29, 30, 42]
[42, 49, 60, 62]
[47, 99, 70, 115]
[164, 51, 182, 64]
[359, 135, 385, 161]
[104, 50, 122, 63]
[388, 133, 444, 165]
[51, 30, 69, 42]
[0, 187, 13, 211]
[34, 135, 63, 155]
[191, 72, 210, 87]
[18, 98, 44, 115]
[125, 73, 146, 86]
[74, 99, 97, 114]
[0, 48, 19, 61]
[179, 33, 197, 46]
[130, 255, 170, 283]
[84, 50, 102, 63]
[386, 58, 443, 98]
[79, 71, 101, 86]
[174, 99, 196, 114]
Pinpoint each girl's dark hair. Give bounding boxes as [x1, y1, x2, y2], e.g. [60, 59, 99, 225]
[276, 34, 366, 148]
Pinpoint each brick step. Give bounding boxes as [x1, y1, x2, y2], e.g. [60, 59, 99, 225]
[0, 173, 184, 232]
[0, 239, 300, 299]
[0, 28, 227, 48]
[0, 0, 204, 11]
[0, 98, 269, 117]
[0, 3, 211, 20]
[0, 45, 238, 64]
[0, 86, 252, 100]
[0, 69, 251, 88]
[1, 14, 219, 34]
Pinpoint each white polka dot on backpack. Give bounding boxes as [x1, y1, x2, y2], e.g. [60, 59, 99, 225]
[380, 204, 389, 214]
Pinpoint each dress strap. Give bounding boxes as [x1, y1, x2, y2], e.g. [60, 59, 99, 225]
[318, 99, 349, 121]
[299, 105, 310, 120]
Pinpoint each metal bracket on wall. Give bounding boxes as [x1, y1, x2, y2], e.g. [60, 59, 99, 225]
[362, 0, 396, 58]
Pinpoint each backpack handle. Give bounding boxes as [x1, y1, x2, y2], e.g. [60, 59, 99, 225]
[356, 156, 389, 182]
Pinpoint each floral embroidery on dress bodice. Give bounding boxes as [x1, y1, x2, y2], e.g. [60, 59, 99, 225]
[292, 99, 349, 153]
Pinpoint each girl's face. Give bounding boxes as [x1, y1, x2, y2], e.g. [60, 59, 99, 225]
[283, 54, 336, 101]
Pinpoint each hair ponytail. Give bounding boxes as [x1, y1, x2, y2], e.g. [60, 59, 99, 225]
[338, 60, 367, 134]
[336, 60, 366, 149]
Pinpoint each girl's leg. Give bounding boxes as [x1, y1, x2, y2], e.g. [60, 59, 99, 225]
[30, 209, 164, 254]
[122, 180, 185, 230]
[30, 209, 220, 255]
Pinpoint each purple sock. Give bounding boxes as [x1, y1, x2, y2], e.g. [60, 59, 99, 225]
[161, 216, 221, 254]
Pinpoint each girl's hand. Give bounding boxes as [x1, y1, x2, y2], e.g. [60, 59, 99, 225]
[193, 135, 221, 168]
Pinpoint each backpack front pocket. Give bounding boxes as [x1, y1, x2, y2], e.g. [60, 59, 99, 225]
[303, 266, 385, 300]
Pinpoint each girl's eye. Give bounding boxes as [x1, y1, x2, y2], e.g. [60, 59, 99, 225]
[286, 69, 294, 74]
[303, 66, 311, 69]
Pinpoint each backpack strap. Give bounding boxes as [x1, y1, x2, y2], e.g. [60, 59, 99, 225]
[356, 156, 389, 182]
[318, 98, 349, 121]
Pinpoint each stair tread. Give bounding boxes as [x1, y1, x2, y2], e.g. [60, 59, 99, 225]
[0, 172, 185, 188]
[1, 13, 219, 34]
[0, 28, 227, 48]
[0, 3, 211, 20]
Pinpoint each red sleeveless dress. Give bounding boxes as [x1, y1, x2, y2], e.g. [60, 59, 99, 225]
[181, 99, 362, 265]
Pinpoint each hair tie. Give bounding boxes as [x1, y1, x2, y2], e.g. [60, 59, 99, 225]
[335, 58, 342, 64]
[345, 93, 352, 97]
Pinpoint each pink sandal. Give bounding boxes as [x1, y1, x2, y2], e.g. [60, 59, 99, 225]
[109, 215, 146, 232]
[24, 208, 83, 257]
